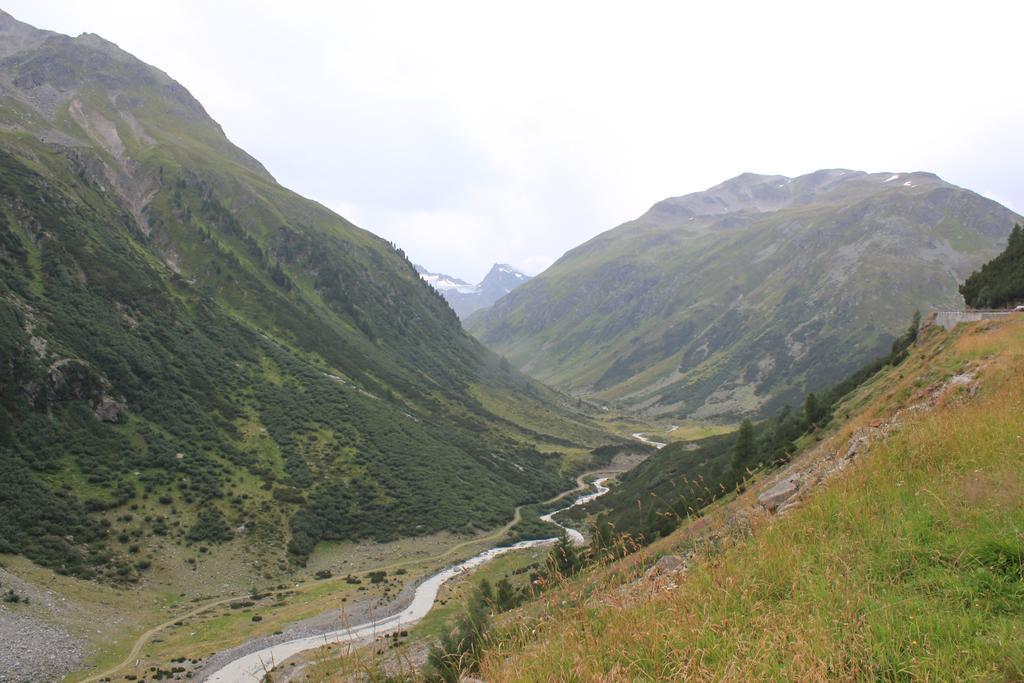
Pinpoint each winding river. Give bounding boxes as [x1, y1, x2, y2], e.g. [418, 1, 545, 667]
[631, 432, 667, 449]
[206, 477, 611, 681]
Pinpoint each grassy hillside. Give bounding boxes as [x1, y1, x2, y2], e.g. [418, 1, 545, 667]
[475, 316, 1024, 680]
[468, 169, 1022, 420]
[0, 12, 612, 586]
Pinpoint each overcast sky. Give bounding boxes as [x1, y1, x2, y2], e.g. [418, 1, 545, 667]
[8, 1, 1024, 281]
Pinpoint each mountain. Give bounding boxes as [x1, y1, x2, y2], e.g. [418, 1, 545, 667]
[416, 262, 531, 318]
[467, 169, 1023, 420]
[415, 266, 477, 294]
[0, 11, 608, 583]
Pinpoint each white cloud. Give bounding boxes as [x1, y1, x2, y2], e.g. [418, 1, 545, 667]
[514, 254, 557, 277]
[8, 0, 1024, 281]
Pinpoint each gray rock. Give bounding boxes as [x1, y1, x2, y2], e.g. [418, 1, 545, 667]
[845, 435, 868, 459]
[0, 607, 85, 682]
[646, 554, 686, 578]
[758, 474, 800, 512]
[20, 358, 126, 422]
[93, 395, 126, 422]
[776, 500, 801, 515]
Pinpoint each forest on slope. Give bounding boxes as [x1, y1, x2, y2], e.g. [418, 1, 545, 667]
[0, 10, 610, 583]
[960, 223, 1024, 308]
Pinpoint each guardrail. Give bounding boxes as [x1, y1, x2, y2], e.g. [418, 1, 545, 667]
[930, 310, 1014, 331]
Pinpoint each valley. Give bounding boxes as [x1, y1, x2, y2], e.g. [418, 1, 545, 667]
[473, 314, 1024, 681]
[1, 6, 1022, 683]
[0, 11, 631, 680]
[0, 7, 617, 589]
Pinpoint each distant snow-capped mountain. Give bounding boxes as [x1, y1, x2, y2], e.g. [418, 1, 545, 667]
[417, 270, 478, 294]
[416, 263, 531, 319]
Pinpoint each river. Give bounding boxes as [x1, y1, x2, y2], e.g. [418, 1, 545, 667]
[205, 477, 611, 681]
[631, 432, 667, 449]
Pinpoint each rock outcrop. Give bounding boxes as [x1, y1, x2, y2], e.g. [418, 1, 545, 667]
[645, 554, 688, 578]
[92, 395, 127, 423]
[22, 358, 126, 422]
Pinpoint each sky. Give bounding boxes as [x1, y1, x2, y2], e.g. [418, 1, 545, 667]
[7, 1, 1024, 282]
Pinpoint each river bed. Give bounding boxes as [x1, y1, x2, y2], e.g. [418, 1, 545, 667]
[206, 477, 611, 681]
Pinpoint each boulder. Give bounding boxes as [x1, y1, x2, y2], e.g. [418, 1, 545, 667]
[646, 554, 686, 578]
[93, 395, 126, 422]
[758, 474, 800, 512]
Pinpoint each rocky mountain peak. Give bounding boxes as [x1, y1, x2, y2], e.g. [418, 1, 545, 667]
[0, 9, 53, 59]
[480, 263, 529, 297]
[483, 263, 528, 282]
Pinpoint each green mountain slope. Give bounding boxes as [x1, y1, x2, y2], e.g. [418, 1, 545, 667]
[0, 11, 608, 582]
[467, 169, 1022, 419]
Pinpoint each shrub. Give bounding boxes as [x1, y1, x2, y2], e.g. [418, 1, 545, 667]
[186, 508, 233, 543]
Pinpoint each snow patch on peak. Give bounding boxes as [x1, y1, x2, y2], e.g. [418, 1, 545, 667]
[486, 264, 529, 283]
[492, 263, 526, 279]
[414, 265, 478, 294]
[419, 272, 479, 294]
[884, 174, 900, 183]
